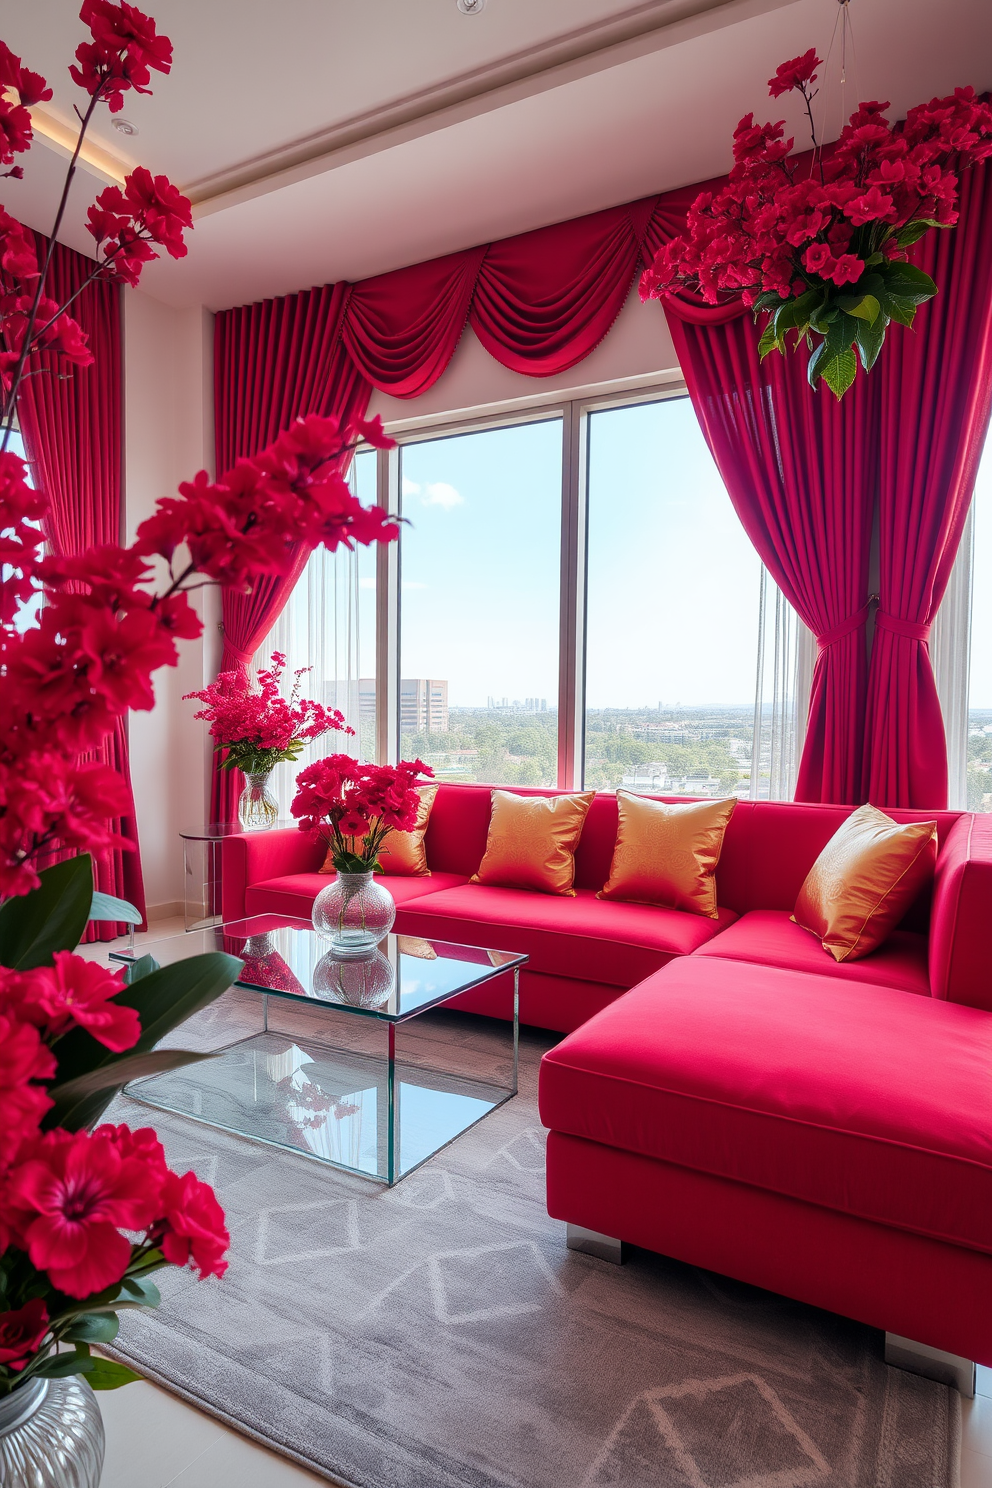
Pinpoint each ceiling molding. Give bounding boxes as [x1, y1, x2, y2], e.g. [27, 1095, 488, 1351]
[27, 105, 130, 185]
[188, 0, 798, 218]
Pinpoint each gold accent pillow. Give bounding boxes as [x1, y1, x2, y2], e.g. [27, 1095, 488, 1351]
[597, 791, 736, 919]
[793, 803, 937, 962]
[470, 790, 595, 896]
[321, 783, 440, 876]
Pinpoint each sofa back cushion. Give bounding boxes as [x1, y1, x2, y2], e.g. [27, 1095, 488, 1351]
[422, 784, 963, 927]
[929, 812, 992, 1008]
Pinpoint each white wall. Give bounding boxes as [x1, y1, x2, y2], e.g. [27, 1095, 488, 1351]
[123, 290, 215, 918]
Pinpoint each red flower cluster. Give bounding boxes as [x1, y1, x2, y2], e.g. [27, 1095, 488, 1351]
[185, 651, 351, 772]
[87, 166, 192, 285]
[2, 953, 140, 1052]
[3, 1125, 228, 1299]
[640, 58, 992, 394]
[136, 413, 398, 589]
[292, 754, 433, 871]
[69, 0, 172, 114]
[0, 42, 52, 178]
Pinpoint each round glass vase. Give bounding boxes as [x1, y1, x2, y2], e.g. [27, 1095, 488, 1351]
[311, 870, 395, 957]
[0, 1375, 105, 1488]
[238, 769, 279, 832]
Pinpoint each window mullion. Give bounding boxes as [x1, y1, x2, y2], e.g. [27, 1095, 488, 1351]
[376, 443, 400, 765]
[558, 400, 587, 789]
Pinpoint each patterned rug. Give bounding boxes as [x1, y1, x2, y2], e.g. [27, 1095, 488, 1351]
[106, 987, 960, 1488]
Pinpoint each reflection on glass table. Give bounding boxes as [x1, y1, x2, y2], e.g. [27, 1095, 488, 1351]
[112, 918, 526, 1185]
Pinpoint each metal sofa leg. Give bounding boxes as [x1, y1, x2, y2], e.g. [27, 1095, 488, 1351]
[566, 1222, 626, 1264]
[885, 1332, 976, 1396]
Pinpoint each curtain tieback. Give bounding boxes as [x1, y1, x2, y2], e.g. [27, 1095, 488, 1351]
[223, 641, 255, 666]
[874, 611, 931, 643]
[816, 604, 871, 650]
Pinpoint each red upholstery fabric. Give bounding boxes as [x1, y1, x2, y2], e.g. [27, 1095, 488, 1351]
[695, 909, 931, 996]
[539, 958, 992, 1254]
[929, 813, 992, 1009]
[397, 884, 736, 987]
[546, 1133, 992, 1367]
[221, 828, 324, 921]
[441, 969, 625, 1033]
[245, 871, 468, 920]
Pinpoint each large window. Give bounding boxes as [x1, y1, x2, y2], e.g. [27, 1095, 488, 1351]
[270, 389, 808, 799]
[584, 399, 762, 796]
[398, 420, 562, 786]
[967, 438, 992, 810]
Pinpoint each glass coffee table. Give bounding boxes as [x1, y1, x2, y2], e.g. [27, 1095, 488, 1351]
[112, 917, 525, 1185]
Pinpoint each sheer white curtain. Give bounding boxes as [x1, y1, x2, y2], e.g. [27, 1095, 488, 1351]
[749, 569, 815, 801]
[253, 453, 378, 817]
[931, 505, 974, 811]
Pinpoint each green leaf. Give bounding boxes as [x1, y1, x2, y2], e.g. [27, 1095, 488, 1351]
[47, 952, 242, 1130]
[757, 321, 783, 360]
[0, 855, 94, 969]
[89, 890, 141, 925]
[85, 1358, 142, 1391]
[894, 218, 944, 248]
[62, 1313, 120, 1344]
[772, 289, 822, 335]
[839, 294, 881, 324]
[855, 311, 888, 371]
[34, 1349, 95, 1379]
[120, 1275, 161, 1308]
[121, 954, 159, 986]
[877, 260, 938, 303]
[821, 347, 858, 398]
[880, 292, 919, 328]
[46, 1049, 217, 1130]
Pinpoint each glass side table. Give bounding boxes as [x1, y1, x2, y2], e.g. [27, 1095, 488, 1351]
[113, 917, 525, 1184]
[179, 822, 295, 931]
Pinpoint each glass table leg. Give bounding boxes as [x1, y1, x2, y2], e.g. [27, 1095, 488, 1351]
[387, 1021, 396, 1185]
[512, 967, 520, 1095]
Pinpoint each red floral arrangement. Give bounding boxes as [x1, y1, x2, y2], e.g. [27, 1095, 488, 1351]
[292, 755, 433, 872]
[0, 2, 400, 1398]
[185, 651, 352, 776]
[640, 50, 992, 396]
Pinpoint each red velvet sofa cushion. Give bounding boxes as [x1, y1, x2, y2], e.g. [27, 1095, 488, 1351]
[694, 909, 931, 996]
[244, 871, 469, 920]
[539, 957, 992, 1255]
[396, 883, 736, 987]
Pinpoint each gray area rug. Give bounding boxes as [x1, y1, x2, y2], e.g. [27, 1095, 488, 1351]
[106, 987, 960, 1488]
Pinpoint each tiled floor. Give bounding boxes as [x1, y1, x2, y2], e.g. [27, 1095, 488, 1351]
[84, 924, 992, 1485]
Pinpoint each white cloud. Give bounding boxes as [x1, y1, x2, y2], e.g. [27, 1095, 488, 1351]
[402, 477, 421, 498]
[422, 481, 464, 510]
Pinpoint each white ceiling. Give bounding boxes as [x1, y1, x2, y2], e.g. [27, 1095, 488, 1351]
[4, 0, 991, 311]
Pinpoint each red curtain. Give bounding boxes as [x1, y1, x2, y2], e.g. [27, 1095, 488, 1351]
[16, 234, 146, 939]
[863, 156, 992, 807]
[211, 282, 372, 825]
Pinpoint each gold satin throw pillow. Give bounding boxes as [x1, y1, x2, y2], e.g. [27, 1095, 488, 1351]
[470, 790, 595, 896]
[321, 783, 440, 876]
[793, 803, 937, 962]
[598, 792, 736, 919]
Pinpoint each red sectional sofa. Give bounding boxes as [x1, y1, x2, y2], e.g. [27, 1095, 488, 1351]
[222, 783, 992, 1378]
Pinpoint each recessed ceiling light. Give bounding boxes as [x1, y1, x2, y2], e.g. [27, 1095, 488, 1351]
[111, 117, 137, 136]
[456, 0, 486, 13]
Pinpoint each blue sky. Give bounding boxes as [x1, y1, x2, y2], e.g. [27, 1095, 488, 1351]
[397, 398, 762, 710]
[969, 445, 992, 709]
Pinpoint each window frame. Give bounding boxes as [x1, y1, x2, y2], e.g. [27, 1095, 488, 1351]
[366, 382, 692, 785]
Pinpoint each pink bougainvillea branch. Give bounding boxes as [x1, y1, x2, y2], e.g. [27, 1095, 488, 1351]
[640, 53, 992, 396]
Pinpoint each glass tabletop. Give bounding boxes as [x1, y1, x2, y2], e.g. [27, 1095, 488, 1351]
[111, 915, 526, 1024]
[179, 822, 297, 841]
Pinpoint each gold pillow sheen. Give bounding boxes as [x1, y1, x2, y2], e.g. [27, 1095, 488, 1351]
[793, 803, 937, 962]
[321, 782, 439, 876]
[470, 790, 595, 896]
[598, 792, 736, 919]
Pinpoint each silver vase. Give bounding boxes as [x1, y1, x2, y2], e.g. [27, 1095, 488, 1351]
[0, 1375, 105, 1488]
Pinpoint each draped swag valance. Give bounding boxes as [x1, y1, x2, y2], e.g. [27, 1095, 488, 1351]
[214, 159, 992, 813]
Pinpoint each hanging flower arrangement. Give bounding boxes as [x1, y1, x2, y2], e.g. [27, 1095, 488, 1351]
[640, 51, 992, 397]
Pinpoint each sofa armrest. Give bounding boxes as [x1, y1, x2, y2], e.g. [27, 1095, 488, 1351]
[221, 828, 324, 922]
[929, 814, 992, 1008]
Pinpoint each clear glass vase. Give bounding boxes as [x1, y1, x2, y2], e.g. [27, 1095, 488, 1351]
[0, 1375, 105, 1488]
[311, 870, 395, 957]
[238, 769, 279, 832]
[313, 947, 395, 1007]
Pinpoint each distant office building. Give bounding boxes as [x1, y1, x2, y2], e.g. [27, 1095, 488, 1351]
[487, 696, 547, 712]
[401, 678, 448, 733]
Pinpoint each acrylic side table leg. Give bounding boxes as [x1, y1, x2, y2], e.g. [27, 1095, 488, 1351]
[261, 994, 268, 1033]
[387, 1021, 397, 1185]
[512, 967, 520, 1095]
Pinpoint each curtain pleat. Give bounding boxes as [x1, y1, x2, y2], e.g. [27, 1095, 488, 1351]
[16, 234, 146, 939]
